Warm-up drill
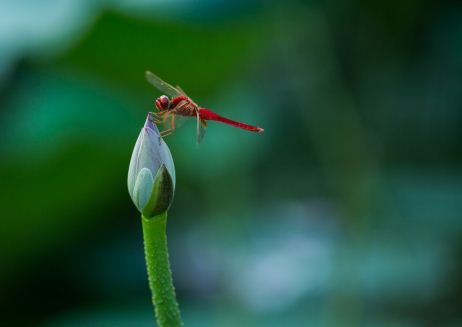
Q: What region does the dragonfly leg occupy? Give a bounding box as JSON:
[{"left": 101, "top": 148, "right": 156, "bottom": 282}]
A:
[
  {"left": 152, "top": 111, "right": 171, "bottom": 124},
  {"left": 160, "top": 128, "right": 174, "bottom": 137},
  {"left": 151, "top": 112, "right": 162, "bottom": 122}
]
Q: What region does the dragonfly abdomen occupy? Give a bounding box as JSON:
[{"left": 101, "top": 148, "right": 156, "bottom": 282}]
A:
[{"left": 199, "top": 108, "right": 264, "bottom": 133}]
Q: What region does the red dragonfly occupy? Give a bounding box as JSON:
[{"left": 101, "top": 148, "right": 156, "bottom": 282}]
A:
[{"left": 145, "top": 71, "right": 264, "bottom": 143}]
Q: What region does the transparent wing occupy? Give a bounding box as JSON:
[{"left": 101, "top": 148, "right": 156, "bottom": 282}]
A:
[
  {"left": 176, "top": 85, "right": 189, "bottom": 97},
  {"left": 196, "top": 111, "right": 207, "bottom": 144},
  {"left": 156, "top": 111, "right": 204, "bottom": 142},
  {"left": 155, "top": 112, "right": 188, "bottom": 130},
  {"left": 145, "top": 71, "right": 183, "bottom": 97},
  {"left": 169, "top": 113, "right": 193, "bottom": 130}
]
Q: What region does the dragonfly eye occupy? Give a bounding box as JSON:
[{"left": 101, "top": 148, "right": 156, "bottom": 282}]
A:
[{"left": 155, "top": 95, "right": 170, "bottom": 111}]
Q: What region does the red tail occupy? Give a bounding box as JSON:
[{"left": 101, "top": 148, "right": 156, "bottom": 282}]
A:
[{"left": 198, "top": 108, "right": 264, "bottom": 133}]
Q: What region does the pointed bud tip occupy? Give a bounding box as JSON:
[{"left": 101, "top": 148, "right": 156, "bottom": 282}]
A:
[{"left": 144, "top": 112, "right": 156, "bottom": 129}]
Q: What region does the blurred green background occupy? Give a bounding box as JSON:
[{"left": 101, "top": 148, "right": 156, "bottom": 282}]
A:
[{"left": 1, "top": 0, "right": 462, "bottom": 326}]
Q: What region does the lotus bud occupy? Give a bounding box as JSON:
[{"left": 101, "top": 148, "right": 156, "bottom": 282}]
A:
[{"left": 128, "top": 112, "right": 175, "bottom": 218}]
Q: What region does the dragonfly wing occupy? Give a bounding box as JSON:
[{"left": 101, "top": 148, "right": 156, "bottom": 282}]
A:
[
  {"left": 196, "top": 111, "right": 207, "bottom": 144},
  {"left": 176, "top": 85, "right": 189, "bottom": 97},
  {"left": 145, "top": 71, "right": 182, "bottom": 97},
  {"left": 155, "top": 111, "right": 187, "bottom": 130},
  {"left": 170, "top": 113, "right": 192, "bottom": 130}
]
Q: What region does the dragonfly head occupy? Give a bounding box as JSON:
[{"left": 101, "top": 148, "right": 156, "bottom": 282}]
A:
[{"left": 155, "top": 95, "right": 170, "bottom": 111}]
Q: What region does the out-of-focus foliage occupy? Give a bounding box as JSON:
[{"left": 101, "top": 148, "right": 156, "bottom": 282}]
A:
[{"left": 1, "top": 0, "right": 462, "bottom": 326}]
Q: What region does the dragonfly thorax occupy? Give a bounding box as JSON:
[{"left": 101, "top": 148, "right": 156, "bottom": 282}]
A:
[
  {"left": 171, "top": 95, "right": 198, "bottom": 117},
  {"left": 155, "top": 94, "right": 197, "bottom": 117}
]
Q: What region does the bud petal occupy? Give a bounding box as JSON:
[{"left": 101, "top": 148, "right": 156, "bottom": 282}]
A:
[
  {"left": 141, "top": 164, "right": 174, "bottom": 217},
  {"left": 128, "top": 113, "right": 175, "bottom": 218}
]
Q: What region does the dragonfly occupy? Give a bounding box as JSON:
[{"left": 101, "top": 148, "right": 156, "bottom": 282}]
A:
[{"left": 145, "top": 71, "right": 264, "bottom": 144}]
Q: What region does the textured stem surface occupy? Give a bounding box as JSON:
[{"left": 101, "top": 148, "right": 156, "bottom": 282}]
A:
[{"left": 142, "top": 212, "right": 183, "bottom": 327}]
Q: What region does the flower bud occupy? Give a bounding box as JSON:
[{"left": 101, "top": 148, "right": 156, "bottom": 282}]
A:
[{"left": 128, "top": 112, "right": 176, "bottom": 218}]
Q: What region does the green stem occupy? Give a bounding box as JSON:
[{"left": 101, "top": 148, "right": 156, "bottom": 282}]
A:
[{"left": 142, "top": 212, "right": 183, "bottom": 327}]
